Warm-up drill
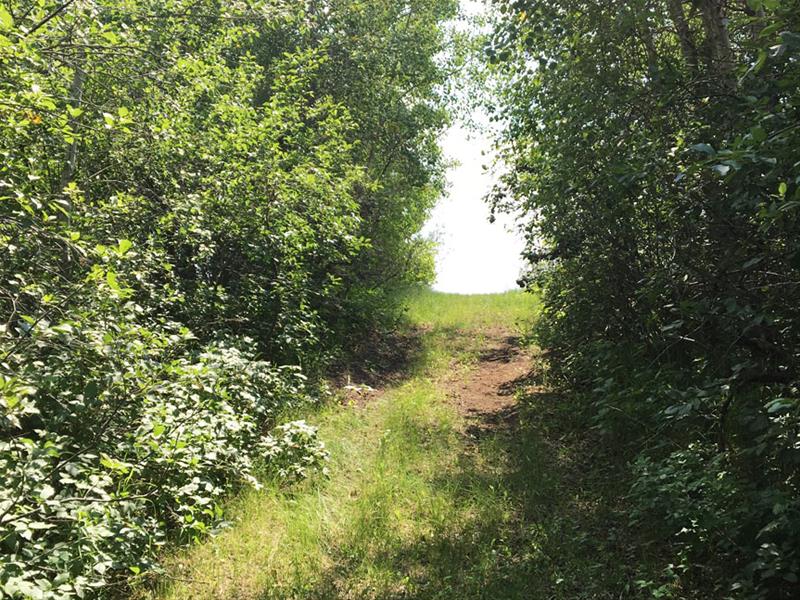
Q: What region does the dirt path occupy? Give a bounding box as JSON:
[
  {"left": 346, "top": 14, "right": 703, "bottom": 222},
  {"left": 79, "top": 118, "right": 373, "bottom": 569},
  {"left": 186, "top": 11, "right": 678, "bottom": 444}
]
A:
[
  {"left": 150, "top": 295, "right": 651, "bottom": 600},
  {"left": 156, "top": 323, "right": 610, "bottom": 600},
  {"left": 446, "top": 330, "right": 532, "bottom": 438}
]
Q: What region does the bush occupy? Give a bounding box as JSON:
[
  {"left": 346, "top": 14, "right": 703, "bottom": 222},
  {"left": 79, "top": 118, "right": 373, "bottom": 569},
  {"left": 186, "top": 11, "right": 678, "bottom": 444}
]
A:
[
  {"left": 1, "top": 319, "right": 327, "bottom": 599},
  {"left": 0, "top": 0, "right": 455, "bottom": 597},
  {"left": 486, "top": 0, "right": 800, "bottom": 596}
]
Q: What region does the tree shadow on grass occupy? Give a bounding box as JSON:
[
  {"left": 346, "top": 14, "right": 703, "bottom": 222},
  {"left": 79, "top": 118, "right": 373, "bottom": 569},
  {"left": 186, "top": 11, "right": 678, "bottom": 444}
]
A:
[
  {"left": 331, "top": 326, "right": 428, "bottom": 389},
  {"left": 287, "top": 387, "right": 659, "bottom": 600}
]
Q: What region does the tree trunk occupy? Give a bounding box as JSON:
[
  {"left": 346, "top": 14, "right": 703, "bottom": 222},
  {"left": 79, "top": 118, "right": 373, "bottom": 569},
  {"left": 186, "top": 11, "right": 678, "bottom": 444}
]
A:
[
  {"left": 698, "top": 0, "right": 735, "bottom": 88},
  {"left": 665, "top": 0, "right": 699, "bottom": 74}
]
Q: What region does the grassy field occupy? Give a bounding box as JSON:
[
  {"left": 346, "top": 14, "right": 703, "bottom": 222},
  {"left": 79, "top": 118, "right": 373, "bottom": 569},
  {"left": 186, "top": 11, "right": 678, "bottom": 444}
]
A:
[
  {"left": 403, "top": 288, "right": 539, "bottom": 331},
  {"left": 138, "top": 289, "right": 650, "bottom": 600}
]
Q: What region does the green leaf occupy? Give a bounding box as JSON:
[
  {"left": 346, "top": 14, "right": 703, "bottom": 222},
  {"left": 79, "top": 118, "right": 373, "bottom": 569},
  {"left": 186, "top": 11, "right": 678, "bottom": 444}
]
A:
[
  {"left": 766, "top": 398, "right": 794, "bottom": 414},
  {"left": 100, "top": 453, "right": 131, "bottom": 473},
  {"left": 754, "top": 49, "right": 768, "bottom": 74},
  {"left": 778, "top": 182, "right": 787, "bottom": 197},
  {"left": 101, "top": 30, "right": 119, "bottom": 44},
  {"left": 84, "top": 381, "right": 99, "bottom": 400},
  {"left": 0, "top": 5, "right": 13, "bottom": 29},
  {"left": 690, "top": 143, "right": 715, "bottom": 156},
  {"left": 742, "top": 256, "right": 763, "bottom": 269},
  {"left": 661, "top": 320, "right": 684, "bottom": 332},
  {"left": 51, "top": 322, "right": 74, "bottom": 334},
  {"left": 781, "top": 31, "right": 800, "bottom": 49},
  {"left": 118, "top": 239, "right": 132, "bottom": 255},
  {"left": 759, "top": 21, "right": 783, "bottom": 39},
  {"left": 750, "top": 126, "right": 767, "bottom": 143},
  {"left": 106, "top": 271, "right": 120, "bottom": 291},
  {"left": 712, "top": 164, "right": 730, "bottom": 177}
]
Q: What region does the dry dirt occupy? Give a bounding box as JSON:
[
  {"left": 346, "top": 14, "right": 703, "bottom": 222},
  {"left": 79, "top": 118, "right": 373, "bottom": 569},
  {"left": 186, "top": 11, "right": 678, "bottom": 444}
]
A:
[
  {"left": 445, "top": 330, "right": 532, "bottom": 438},
  {"left": 338, "top": 328, "right": 533, "bottom": 432}
]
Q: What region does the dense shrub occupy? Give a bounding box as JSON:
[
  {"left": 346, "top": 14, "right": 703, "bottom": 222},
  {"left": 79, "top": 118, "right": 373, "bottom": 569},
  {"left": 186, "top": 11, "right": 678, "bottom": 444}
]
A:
[
  {"left": 486, "top": 0, "right": 800, "bottom": 596},
  {"left": 0, "top": 0, "right": 455, "bottom": 597},
  {"left": 1, "top": 331, "right": 327, "bottom": 599}
]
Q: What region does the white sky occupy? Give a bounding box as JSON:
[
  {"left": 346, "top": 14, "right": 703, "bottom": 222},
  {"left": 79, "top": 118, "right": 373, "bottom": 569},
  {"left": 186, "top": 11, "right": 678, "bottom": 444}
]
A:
[
  {"left": 421, "top": 1, "right": 525, "bottom": 295},
  {"left": 422, "top": 126, "right": 525, "bottom": 294}
]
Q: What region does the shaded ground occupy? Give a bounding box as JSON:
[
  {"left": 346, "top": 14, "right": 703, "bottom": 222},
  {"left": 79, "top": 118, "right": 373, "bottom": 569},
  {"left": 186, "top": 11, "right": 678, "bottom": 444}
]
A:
[
  {"left": 325, "top": 330, "right": 659, "bottom": 599},
  {"left": 334, "top": 327, "right": 428, "bottom": 389}
]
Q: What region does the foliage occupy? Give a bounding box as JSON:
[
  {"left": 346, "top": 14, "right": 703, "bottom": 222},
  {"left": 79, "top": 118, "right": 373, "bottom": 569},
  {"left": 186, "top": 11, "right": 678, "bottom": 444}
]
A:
[
  {"left": 486, "top": 0, "right": 800, "bottom": 596},
  {"left": 150, "top": 291, "right": 675, "bottom": 600},
  {"left": 0, "top": 0, "right": 455, "bottom": 597},
  {"left": 1, "top": 337, "right": 326, "bottom": 599}
]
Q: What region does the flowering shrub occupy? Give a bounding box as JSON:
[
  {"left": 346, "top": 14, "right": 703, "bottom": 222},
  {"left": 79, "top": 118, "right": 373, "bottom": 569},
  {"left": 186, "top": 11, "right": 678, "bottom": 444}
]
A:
[
  {"left": 0, "top": 328, "right": 327, "bottom": 600},
  {"left": 263, "top": 421, "right": 330, "bottom": 481}
]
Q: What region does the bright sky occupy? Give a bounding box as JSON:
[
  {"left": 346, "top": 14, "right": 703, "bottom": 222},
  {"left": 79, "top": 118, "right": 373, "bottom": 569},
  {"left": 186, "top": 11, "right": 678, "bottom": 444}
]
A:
[
  {"left": 421, "top": 1, "right": 526, "bottom": 295},
  {"left": 422, "top": 126, "right": 525, "bottom": 294}
]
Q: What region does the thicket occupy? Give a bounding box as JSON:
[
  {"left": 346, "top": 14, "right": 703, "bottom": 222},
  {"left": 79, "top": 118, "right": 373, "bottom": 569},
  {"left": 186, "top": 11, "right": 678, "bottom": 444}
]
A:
[
  {"left": 487, "top": 0, "right": 800, "bottom": 597},
  {"left": 0, "top": 0, "right": 456, "bottom": 597}
]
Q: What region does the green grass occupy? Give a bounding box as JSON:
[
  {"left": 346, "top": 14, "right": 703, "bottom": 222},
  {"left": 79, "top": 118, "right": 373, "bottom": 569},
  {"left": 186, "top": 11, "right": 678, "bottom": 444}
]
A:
[
  {"left": 138, "top": 289, "right": 653, "bottom": 600},
  {"left": 146, "top": 376, "right": 463, "bottom": 599},
  {"left": 403, "top": 288, "right": 539, "bottom": 332}
]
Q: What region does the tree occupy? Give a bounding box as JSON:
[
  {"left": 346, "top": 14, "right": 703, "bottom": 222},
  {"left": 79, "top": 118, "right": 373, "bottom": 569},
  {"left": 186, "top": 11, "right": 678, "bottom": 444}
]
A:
[
  {"left": 0, "top": 1, "right": 456, "bottom": 596},
  {"left": 486, "top": 0, "right": 800, "bottom": 595}
]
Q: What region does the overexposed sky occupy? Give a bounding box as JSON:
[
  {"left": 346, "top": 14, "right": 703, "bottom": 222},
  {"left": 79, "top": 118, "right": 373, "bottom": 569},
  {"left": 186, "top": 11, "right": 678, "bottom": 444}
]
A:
[
  {"left": 421, "top": 0, "right": 525, "bottom": 295},
  {"left": 422, "top": 125, "right": 525, "bottom": 294}
]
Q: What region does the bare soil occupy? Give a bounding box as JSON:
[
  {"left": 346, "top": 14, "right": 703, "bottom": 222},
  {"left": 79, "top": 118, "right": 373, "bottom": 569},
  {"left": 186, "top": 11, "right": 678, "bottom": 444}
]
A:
[
  {"left": 445, "top": 330, "right": 533, "bottom": 438},
  {"left": 337, "top": 327, "right": 534, "bottom": 427}
]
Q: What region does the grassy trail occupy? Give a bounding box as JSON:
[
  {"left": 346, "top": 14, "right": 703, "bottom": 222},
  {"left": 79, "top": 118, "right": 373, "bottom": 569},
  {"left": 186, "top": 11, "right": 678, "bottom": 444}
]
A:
[{"left": 143, "top": 291, "right": 639, "bottom": 599}]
